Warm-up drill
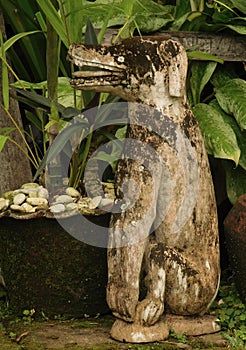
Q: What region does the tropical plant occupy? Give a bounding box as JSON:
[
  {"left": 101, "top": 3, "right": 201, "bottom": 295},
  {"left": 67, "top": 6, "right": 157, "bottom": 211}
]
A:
[
  {"left": 189, "top": 61, "right": 246, "bottom": 205},
  {"left": 0, "top": 0, "right": 245, "bottom": 200}
]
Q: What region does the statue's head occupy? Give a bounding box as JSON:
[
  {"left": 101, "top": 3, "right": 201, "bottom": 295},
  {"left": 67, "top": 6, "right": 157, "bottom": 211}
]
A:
[{"left": 68, "top": 36, "right": 187, "bottom": 104}]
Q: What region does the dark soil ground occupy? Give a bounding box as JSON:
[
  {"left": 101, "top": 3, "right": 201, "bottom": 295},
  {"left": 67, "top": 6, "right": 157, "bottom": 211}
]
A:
[{"left": 0, "top": 314, "right": 234, "bottom": 350}]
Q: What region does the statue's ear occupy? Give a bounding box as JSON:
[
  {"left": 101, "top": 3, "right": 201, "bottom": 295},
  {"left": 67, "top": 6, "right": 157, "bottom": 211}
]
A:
[{"left": 161, "top": 40, "right": 188, "bottom": 98}]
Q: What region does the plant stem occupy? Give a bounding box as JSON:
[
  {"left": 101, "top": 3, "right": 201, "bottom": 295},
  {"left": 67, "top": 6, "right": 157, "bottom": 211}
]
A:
[
  {"left": 1, "top": 104, "right": 39, "bottom": 168},
  {"left": 7, "top": 138, "right": 38, "bottom": 169}
]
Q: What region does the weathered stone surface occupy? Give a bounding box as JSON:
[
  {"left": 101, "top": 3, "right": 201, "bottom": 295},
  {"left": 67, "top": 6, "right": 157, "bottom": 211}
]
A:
[
  {"left": 110, "top": 314, "right": 220, "bottom": 343},
  {"left": 110, "top": 319, "right": 169, "bottom": 343},
  {"left": 164, "top": 314, "right": 220, "bottom": 336}
]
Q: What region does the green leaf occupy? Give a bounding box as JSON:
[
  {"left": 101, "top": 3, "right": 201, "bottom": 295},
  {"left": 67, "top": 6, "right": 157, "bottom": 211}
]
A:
[
  {"left": 12, "top": 88, "right": 65, "bottom": 114},
  {"left": 230, "top": 0, "right": 246, "bottom": 14},
  {"left": 11, "top": 80, "right": 47, "bottom": 90},
  {"left": 190, "top": 61, "right": 217, "bottom": 105},
  {"left": 135, "top": 14, "right": 172, "bottom": 33},
  {"left": 226, "top": 24, "right": 246, "bottom": 34},
  {"left": 170, "top": 0, "right": 191, "bottom": 30},
  {"left": 192, "top": 103, "right": 240, "bottom": 165},
  {"left": 34, "top": 117, "right": 89, "bottom": 180},
  {"left": 0, "top": 32, "right": 9, "bottom": 110},
  {"left": 84, "top": 18, "right": 98, "bottom": 45},
  {"left": 210, "top": 66, "right": 237, "bottom": 88},
  {"left": 0, "top": 135, "right": 9, "bottom": 152},
  {"left": 1, "top": 30, "right": 40, "bottom": 52},
  {"left": 36, "top": 0, "right": 68, "bottom": 47},
  {"left": 224, "top": 161, "right": 246, "bottom": 205},
  {"left": 0, "top": 127, "right": 16, "bottom": 135},
  {"left": 121, "top": 0, "right": 134, "bottom": 17},
  {"left": 187, "top": 51, "right": 224, "bottom": 64},
  {"left": 210, "top": 100, "right": 246, "bottom": 171},
  {"left": 215, "top": 79, "right": 246, "bottom": 130}
]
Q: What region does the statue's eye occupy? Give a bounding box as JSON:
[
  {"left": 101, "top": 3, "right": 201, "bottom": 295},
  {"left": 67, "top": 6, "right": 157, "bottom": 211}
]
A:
[{"left": 117, "top": 56, "right": 125, "bottom": 63}]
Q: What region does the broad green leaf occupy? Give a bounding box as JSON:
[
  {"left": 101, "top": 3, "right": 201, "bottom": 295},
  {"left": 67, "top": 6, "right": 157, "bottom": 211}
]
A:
[
  {"left": 224, "top": 162, "right": 246, "bottom": 205},
  {"left": 190, "top": 61, "right": 217, "bottom": 105},
  {"left": 226, "top": 24, "right": 246, "bottom": 34},
  {"left": 187, "top": 51, "right": 224, "bottom": 64},
  {"left": 210, "top": 66, "right": 237, "bottom": 88},
  {"left": 210, "top": 100, "right": 246, "bottom": 170},
  {"left": 192, "top": 103, "right": 240, "bottom": 165},
  {"left": 230, "top": 0, "right": 246, "bottom": 14},
  {"left": 121, "top": 0, "right": 134, "bottom": 16},
  {"left": 169, "top": 0, "right": 191, "bottom": 30},
  {"left": 135, "top": 15, "right": 172, "bottom": 33},
  {"left": 0, "top": 135, "right": 9, "bottom": 152},
  {"left": 215, "top": 79, "right": 246, "bottom": 130}
]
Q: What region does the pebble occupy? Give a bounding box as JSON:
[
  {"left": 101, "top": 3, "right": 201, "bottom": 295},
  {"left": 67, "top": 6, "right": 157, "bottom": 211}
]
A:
[
  {"left": 50, "top": 203, "right": 66, "bottom": 213},
  {"left": 0, "top": 198, "right": 9, "bottom": 211},
  {"left": 21, "top": 182, "right": 40, "bottom": 189},
  {"left": 0, "top": 183, "right": 115, "bottom": 215},
  {"left": 38, "top": 187, "right": 49, "bottom": 199},
  {"left": 66, "top": 187, "right": 80, "bottom": 198},
  {"left": 13, "top": 193, "right": 26, "bottom": 205},
  {"left": 27, "top": 190, "right": 39, "bottom": 198},
  {"left": 66, "top": 202, "right": 78, "bottom": 211},
  {"left": 55, "top": 195, "right": 74, "bottom": 204},
  {"left": 99, "top": 198, "right": 114, "bottom": 209},
  {"left": 26, "top": 197, "right": 48, "bottom": 206},
  {"left": 10, "top": 204, "right": 26, "bottom": 213},
  {"left": 21, "top": 203, "right": 36, "bottom": 213},
  {"left": 89, "top": 196, "right": 102, "bottom": 209}
]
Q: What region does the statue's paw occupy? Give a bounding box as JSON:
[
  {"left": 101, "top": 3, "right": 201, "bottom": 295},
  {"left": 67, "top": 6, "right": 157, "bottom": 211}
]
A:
[
  {"left": 135, "top": 297, "right": 164, "bottom": 326},
  {"left": 107, "top": 286, "right": 138, "bottom": 322}
]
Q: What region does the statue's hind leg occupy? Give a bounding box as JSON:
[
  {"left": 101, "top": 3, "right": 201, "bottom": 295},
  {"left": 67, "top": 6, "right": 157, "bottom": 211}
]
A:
[
  {"left": 110, "top": 239, "right": 220, "bottom": 343},
  {"left": 141, "top": 240, "right": 220, "bottom": 319}
]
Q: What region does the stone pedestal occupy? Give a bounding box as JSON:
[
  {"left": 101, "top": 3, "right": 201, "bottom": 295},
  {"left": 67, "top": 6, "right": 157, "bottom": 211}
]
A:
[{"left": 110, "top": 315, "right": 221, "bottom": 343}]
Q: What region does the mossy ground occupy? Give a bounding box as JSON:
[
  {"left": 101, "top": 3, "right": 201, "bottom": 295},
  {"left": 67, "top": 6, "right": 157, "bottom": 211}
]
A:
[{"left": 0, "top": 312, "right": 233, "bottom": 350}]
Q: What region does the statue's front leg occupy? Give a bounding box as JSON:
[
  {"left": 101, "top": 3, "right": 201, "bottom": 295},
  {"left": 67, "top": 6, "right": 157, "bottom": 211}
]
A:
[
  {"left": 107, "top": 240, "right": 147, "bottom": 322},
  {"left": 135, "top": 237, "right": 165, "bottom": 326},
  {"left": 107, "top": 154, "right": 162, "bottom": 322}
]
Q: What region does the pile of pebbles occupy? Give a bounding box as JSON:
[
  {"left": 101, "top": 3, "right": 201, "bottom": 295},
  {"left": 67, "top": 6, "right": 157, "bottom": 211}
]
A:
[{"left": 0, "top": 182, "right": 115, "bottom": 216}]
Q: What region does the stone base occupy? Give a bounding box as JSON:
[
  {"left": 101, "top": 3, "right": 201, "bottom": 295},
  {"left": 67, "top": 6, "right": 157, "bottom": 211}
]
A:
[
  {"left": 110, "top": 314, "right": 220, "bottom": 343},
  {"left": 164, "top": 314, "right": 221, "bottom": 336},
  {"left": 110, "top": 319, "right": 169, "bottom": 343}
]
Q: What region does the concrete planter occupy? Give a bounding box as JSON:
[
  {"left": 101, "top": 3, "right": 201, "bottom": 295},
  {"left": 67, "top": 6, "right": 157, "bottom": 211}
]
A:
[
  {"left": 0, "top": 213, "right": 110, "bottom": 318},
  {"left": 224, "top": 194, "right": 246, "bottom": 303}
]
